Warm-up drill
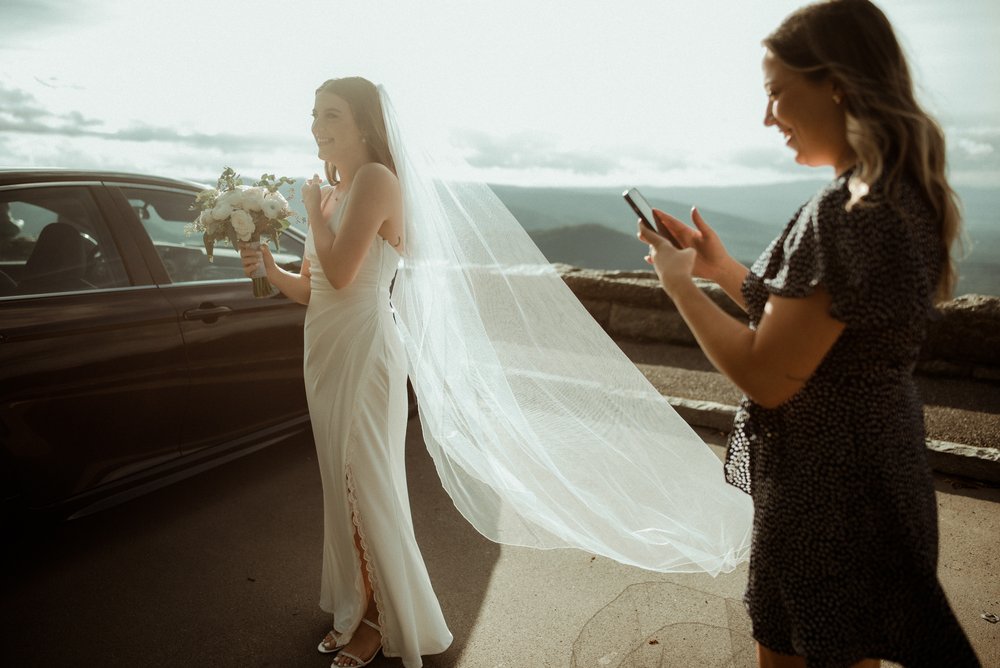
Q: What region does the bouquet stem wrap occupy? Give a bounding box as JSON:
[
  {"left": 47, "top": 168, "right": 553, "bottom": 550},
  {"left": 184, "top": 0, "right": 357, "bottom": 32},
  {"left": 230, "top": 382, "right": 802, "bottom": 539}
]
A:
[{"left": 240, "top": 240, "right": 273, "bottom": 298}]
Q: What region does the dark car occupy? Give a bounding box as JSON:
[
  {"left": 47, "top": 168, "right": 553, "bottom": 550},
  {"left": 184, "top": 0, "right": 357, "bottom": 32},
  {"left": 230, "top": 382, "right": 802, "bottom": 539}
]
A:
[{"left": 0, "top": 169, "right": 310, "bottom": 522}]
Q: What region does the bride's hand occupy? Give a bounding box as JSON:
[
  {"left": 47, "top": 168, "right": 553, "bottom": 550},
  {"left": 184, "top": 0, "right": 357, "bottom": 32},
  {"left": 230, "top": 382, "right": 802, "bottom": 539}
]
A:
[
  {"left": 240, "top": 243, "right": 275, "bottom": 278},
  {"left": 302, "top": 173, "right": 324, "bottom": 224}
]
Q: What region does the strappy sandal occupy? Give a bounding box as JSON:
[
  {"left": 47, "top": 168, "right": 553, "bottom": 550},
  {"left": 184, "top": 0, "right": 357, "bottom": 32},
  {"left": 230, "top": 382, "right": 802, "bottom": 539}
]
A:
[
  {"left": 331, "top": 618, "right": 382, "bottom": 667},
  {"left": 317, "top": 629, "right": 345, "bottom": 654}
]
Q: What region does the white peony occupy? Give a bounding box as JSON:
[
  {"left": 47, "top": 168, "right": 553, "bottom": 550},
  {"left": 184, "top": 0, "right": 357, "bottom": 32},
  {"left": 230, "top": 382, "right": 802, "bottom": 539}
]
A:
[
  {"left": 230, "top": 209, "right": 255, "bottom": 241},
  {"left": 261, "top": 192, "right": 289, "bottom": 219},
  {"left": 243, "top": 187, "right": 266, "bottom": 212},
  {"left": 211, "top": 201, "right": 233, "bottom": 221},
  {"left": 217, "top": 187, "right": 246, "bottom": 209}
]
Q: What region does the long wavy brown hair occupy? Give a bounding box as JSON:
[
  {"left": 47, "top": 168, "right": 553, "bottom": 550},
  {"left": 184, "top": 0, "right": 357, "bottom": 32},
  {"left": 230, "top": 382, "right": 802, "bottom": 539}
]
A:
[
  {"left": 764, "top": 0, "right": 961, "bottom": 301},
  {"left": 315, "top": 77, "right": 396, "bottom": 185}
]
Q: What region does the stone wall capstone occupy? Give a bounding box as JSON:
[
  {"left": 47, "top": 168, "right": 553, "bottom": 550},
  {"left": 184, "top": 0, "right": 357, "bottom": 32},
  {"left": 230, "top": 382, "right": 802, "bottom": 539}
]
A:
[{"left": 556, "top": 264, "right": 1000, "bottom": 381}]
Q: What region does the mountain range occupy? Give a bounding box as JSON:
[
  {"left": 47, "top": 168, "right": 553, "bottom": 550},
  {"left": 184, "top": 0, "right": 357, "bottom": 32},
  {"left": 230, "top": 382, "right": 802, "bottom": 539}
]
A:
[{"left": 490, "top": 182, "right": 999, "bottom": 297}]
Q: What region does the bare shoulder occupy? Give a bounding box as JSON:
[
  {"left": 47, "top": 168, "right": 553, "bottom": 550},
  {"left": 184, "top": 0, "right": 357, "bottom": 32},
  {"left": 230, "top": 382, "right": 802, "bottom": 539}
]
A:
[{"left": 354, "top": 162, "right": 399, "bottom": 192}]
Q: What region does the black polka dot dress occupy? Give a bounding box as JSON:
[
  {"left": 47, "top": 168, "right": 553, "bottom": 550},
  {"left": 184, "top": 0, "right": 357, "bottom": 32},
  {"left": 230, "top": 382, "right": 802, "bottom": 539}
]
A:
[{"left": 725, "top": 172, "right": 980, "bottom": 667}]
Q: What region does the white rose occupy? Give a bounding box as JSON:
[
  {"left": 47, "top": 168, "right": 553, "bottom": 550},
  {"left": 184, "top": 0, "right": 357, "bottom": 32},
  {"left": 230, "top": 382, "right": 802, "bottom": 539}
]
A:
[
  {"left": 218, "top": 187, "right": 246, "bottom": 209},
  {"left": 198, "top": 209, "right": 215, "bottom": 228},
  {"left": 230, "top": 209, "right": 255, "bottom": 241},
  {"left": 211, "top": 201, "right": 233, "bottom": 221},
  {"left": 261, "top": 192, "right": 288, "bottom": 219},
  {"left": 243, "top": 187, "right": 265, "bottom": 212}
]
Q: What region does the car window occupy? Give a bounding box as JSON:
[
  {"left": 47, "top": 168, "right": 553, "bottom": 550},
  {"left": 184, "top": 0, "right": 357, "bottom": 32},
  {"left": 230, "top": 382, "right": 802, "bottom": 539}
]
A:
[
  {"left": 121, "top": 187, "right": 303, "bottom": 284},
  {"left": 0, "top": 186, "right": 129, "bottom": 297}
]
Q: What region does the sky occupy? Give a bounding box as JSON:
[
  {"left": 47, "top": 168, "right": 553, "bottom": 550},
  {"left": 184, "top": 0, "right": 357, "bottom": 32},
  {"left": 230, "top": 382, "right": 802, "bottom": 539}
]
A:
[{"left": 1, "top": 0, "right": 998, "bottom": 188}]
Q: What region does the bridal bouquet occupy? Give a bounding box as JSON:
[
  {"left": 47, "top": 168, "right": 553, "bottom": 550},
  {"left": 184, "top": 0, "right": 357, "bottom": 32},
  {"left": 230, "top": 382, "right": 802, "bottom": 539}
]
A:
[{"left": 189, "top": 167, "right": 296, "bottom": 297}]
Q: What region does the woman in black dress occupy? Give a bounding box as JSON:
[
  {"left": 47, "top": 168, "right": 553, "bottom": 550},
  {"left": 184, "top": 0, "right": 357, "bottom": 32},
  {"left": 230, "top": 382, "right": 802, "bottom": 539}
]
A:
[{"left": 638, "top": 1, "right": 980, "bottom": 666}]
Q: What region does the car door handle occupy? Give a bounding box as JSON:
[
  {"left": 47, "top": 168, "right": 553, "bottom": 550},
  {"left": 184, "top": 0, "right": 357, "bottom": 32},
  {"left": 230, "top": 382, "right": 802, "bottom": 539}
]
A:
[{"left": 183, "top": 304, "right": 234, "bottom": 322}]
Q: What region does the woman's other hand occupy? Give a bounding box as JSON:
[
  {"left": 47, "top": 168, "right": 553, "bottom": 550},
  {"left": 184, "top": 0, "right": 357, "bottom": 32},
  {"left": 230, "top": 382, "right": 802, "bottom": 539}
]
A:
[
  {"left": 240, "top": 243, "right": 275, "bottom": 278},
  {"left": 650, "top": 207, "right": 731, "bottom": 283},
  {"left": 302, "top": 173, "right": 324, "bottom": 224}
]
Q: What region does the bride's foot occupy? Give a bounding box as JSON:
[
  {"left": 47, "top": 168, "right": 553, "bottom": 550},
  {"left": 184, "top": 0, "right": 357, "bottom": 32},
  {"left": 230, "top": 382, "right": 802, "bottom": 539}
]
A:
[
  {"left": 317, "top": 629, "right": 344, "bottom": 654},
  {"left": 332, "top": 618, "right": 382, "bottom": 667}
]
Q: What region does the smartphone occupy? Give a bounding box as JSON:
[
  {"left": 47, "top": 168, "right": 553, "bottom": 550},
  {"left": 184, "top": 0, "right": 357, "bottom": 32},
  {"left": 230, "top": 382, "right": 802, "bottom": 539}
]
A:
[{"left": 623, "top": 187, "right": 681, "bottom": 248}]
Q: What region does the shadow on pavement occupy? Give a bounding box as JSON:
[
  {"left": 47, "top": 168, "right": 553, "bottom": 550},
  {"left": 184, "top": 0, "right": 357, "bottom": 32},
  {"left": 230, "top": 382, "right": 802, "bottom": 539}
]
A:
[{"left": 0, "top": 417, "right": 499, "bottom": 668}]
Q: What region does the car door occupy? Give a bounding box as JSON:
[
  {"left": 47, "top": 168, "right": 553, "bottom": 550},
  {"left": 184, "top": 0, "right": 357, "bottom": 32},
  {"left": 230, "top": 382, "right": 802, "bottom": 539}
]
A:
[
  {"left": 110, "top": 183, "right": 308, "bottom": 455},
  {"left": 0, "top": 181, "right": 188, "bottom": 512}
]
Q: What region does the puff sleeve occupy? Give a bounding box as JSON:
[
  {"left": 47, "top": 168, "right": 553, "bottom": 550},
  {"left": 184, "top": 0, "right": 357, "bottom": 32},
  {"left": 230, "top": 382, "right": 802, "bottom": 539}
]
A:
[{"left": 759, "top": 179, "right": 938, "bottom": 328}]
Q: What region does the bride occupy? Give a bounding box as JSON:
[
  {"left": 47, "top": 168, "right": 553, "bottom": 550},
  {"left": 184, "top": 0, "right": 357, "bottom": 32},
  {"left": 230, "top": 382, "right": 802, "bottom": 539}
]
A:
[
  {"left": 244, "top": 76, "right": 753, "bottom": 668},
  {"left": 243, "top": 77, "right": 450, "bottom": 667}
]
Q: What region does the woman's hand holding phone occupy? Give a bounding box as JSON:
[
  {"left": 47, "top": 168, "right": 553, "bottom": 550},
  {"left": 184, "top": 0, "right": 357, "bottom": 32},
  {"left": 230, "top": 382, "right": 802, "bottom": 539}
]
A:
[
  {"left": 638, "top": 217, "right": 697, "bottom": 295},
  {"left": 623, "top": 187, "right": 682, "bottom": 248},
  {"left": 624, "top": 187, "right": 735, "bottom": 293},
  {"left": 650, "top": 207, "right": 732, "bottom": 284}
]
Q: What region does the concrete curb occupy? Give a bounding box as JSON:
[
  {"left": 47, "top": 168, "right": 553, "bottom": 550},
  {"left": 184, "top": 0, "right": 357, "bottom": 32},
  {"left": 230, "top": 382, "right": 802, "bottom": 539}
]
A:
[
  {"left": 664, "top": 395, "right": 1000, "bottom": 485},
  {"left": 665, "top": 396, "right": 739, "bottom": 433},
  {"left": 925, "top": 439, "right": 1000, "bottom": 485}
]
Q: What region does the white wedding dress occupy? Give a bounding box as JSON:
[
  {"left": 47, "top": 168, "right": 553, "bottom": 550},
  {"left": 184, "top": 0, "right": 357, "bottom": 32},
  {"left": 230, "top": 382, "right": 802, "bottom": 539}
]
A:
[{"left": 304, "top": 187, "right": 452, "bottom": 668}]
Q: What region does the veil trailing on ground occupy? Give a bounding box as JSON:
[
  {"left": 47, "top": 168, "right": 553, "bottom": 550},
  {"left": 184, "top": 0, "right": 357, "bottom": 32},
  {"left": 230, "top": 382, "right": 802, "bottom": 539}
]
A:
[{"left": 380, "top": 85, "right": 752, "bottom": 575}]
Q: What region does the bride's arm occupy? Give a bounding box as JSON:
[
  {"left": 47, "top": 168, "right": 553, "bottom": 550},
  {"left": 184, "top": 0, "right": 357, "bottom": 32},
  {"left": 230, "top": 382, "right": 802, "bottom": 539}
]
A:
[
  {"left": 310, "top": 163, "right": 400, "bottom": 290},
  {"left": 241, "top": 247, "right": 312, "bottom": 305}
]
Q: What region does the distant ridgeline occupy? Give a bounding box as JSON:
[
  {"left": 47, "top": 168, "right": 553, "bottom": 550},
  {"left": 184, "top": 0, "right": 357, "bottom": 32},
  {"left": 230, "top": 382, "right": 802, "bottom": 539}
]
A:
[{"left": 492, "top": 182, "right": 1000, "bottom": 298}]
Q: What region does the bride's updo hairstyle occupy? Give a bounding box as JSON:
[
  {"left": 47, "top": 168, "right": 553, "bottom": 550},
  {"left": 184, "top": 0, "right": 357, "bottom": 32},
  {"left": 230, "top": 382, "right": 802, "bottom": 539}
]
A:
[
  {"left": 316, "top": 76, "right": 396, "bottom": 185},
  {"left": 763, "top": 0, "right": 961, "bottom": 301}
]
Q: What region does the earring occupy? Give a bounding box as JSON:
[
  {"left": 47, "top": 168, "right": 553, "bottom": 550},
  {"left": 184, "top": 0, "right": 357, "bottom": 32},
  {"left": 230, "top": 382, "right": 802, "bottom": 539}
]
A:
[
  {"left": 833, "top": 93, "right": 842, "bottom": 104},
  {"left": 362, "top": 136, "right": 367, "bottom": 144}
]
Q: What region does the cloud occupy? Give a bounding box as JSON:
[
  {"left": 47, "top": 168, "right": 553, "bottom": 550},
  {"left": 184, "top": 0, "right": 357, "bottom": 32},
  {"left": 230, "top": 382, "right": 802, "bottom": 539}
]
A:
[
  {"left": 953, "top": 134, "right": 997, "bottom": 160},
  {"left": 0, "top": 84, "right": 49, "bottom": 122},
  {"left": 450, "top": 128, "right": 707, "bottom": 177},
  {"left": 448, "top": 122, "right": 1000, "bottom": 188},
  {"left": 452, "top": 129, "right": 615, "bottom": 175},
  {"left": 726, "top": 126, "right": 1000, "bottom": 183},
  {"left": 946, "top": 126, "right": 1000, "bottom": 179},
  {"left": 0, "top": 85, "right": 37, "bottom": 107},
  {"left": 0, "top": 81, "right": 295, "bottom": 155},
  {"left": 0, "top": 80, "right": 316, "bottom": 181},
  {"left": 0, "top": 0, "right": 93, "bottom": 41},
  {"left": 946, "top": 128, "right": 1000, "bottom": 187},
  {"left": 33, "top": 76, "right": 85, "bottom": 91},
  {"left": 0, "top": 129, "right": 317, "bottom": 185},
  {"left": 728, "top": 145, "right": 788, "bottom": 169},
  {"left": 957, "top": 139, "right": 994, "bottom": 157}
]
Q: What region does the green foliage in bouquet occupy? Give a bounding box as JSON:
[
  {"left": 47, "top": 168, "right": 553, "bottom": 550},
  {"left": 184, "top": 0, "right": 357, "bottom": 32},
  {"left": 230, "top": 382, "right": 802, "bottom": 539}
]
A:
[{"left": 188, "top": 166, "right": 297, "bottom": 262}]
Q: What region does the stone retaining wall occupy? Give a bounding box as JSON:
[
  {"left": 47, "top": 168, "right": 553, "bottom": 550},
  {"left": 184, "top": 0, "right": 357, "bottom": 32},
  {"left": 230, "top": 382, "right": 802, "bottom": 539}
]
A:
[{"left": 557, "top": 264, "right": 1000, "bottom": 382}]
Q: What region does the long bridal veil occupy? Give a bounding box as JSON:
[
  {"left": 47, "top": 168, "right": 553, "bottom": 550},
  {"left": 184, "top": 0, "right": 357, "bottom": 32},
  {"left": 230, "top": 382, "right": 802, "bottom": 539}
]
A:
[{"left": 380, "top": 85, "right": 752, "bottom": 575}]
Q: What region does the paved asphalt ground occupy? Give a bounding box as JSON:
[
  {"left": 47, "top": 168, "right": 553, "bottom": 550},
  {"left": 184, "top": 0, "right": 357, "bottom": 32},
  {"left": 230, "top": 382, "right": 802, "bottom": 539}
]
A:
[{"left": 2, "top": 344, "right": 998, "bottom": 667}]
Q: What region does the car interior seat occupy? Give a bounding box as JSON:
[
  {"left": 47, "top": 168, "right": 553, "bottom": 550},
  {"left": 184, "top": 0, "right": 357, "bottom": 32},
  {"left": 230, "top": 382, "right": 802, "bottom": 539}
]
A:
[{"left": 17, "top": 222, "right": 94, "bottom": 294}]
